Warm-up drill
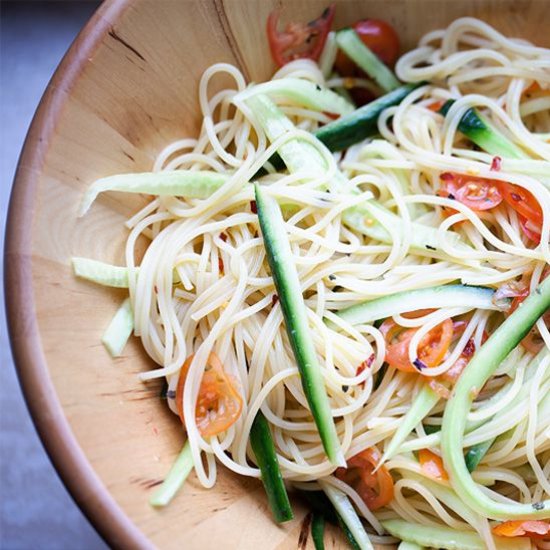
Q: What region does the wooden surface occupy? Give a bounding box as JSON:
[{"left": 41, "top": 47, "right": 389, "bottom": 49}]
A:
[{"left": 5, "top": 1, "right": 549, "bottom": 548}]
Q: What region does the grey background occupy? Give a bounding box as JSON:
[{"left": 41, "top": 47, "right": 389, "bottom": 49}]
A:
[{"left": 1, "top": 2, "right": 107, "bottom": 548}]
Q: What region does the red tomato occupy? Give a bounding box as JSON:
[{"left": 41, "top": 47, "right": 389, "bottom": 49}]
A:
[
  {"left": 419, "top": 449, "right": 448, "bottom": 480},
  {"left": 519, "top": 215, "right": 542, "bottom": 244},
  {"left": 353, "top": 19, "right": 400, "bottom": 66},
  {"left": 439, "top": 172, "right": 503, "bottom": 212},
  {"left": 335, "top": 446, "right": 394, "bottom": 510},
  {"left": 492, "top": 520, "right": 550, "bottom": 539},
  {"left": 333, "top": 19, "right": 399, "bottom": 106},
  {"left": 498, "top": 181, "right": 544, "bottom": 227},
  {"left": 176, "top": 353, "right": 243, "bottom": 438},
  {"left": 380, "top": 318, "right": 454, "bottom": 373},
  {"left": 267, "top": 4, "right": 335, "bottom": 67}
]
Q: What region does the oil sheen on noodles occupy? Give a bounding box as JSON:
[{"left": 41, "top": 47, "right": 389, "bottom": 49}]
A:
[{"left": 80, "top": 17, "right": 549, "bottom": 550}]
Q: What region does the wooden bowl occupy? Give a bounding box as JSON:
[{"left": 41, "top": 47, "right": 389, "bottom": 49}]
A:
[{"left": 6, "top": 1, "right": 549, "bottom": 548}]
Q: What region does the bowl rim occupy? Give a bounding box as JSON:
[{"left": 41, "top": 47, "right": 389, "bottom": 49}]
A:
[{"left": 4, "top": 1, "right": 152, "bottom": 547}]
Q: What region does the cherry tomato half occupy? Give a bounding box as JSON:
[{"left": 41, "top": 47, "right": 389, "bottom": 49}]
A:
[
  {"left": 267, "top": 4, "right": 335, "bottom": 67},
  {"left": 492, "top": 520, "right": 550, "bottom": 539},
  {"left": 498, "top": 181, "right": 543, "bottom": 227},
  {"left": 176, "top": 353, "right": 243, "bottom": 438},
  {"left": 439, "top": 172, "right": 503, "bottom": 212},
  {"left": 419, "top": 449, "right": 448, "bottom": 480},
  {"left": 335, "top": 446, "right": 394, "bottom": 510},
  {"left": 380, "top": 318, "right": 454, "bottom": 373}
]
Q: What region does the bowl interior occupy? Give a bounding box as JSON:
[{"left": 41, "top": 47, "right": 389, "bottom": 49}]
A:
[{"left": 7, "top": 1, "right": 550, "bottom": 548}]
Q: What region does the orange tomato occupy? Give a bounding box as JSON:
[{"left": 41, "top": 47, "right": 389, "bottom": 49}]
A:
[
  {"left": 335, "top": 446, "right": 394, "bottom": 510},
  {"left": 492, "top": 520, "right": 550, "bottom": 539},
  {"left": 380, "top": 318, "right": 454, "bottom": 373},
  {"left": 419, "top": 449, "right": 448, "bottom": 480},
  {"left": 176, "top": 353, "right": 243, "bottom": 438}
]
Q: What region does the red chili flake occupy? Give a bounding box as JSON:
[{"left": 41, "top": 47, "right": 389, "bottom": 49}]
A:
[
  {"left": 250, "top": 200, "right": 257, "bottom": 213},
  {"left": 219, "top": 232, "right": 228, "bottom": 242},
  {"left": 218, "top": 257, "right": 224, "bottom": 273},
  {"left": 154, "top": 285, "right": 158, "bottom": 294},
  {"left": 356, "top": 353, "right": 375, "bottom": 388},
  {"left": 271, "top": 294, "right": 279, "bottom": 307},
  {"left": 440, "top": 172, "right": 454, "bottom": 181},
  {"left": 462, "top": 338, "right": 476, "bottom": 357},
  {"left": 490, "top": 156, "right": 502, "bottom": 171},
  {"left": 322, "top": 111, "right": 340, "bottom": 120},
  {"left": 511, "top": 192, "right": 522, "bottom": 202}
]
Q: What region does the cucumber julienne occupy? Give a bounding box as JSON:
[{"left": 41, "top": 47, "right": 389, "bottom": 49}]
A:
[
  {"left": 336, "top": 284, "right": 504, "bottom": 325},
  {"left": 441, "top": 275, "right": 550, "bottom": 520},
  {"left": 249, "top": 411, "right": 293, "bottom": 523},
  {"left": 254, "top": 183, "right": 345, "bottom": 467},
  {"left": 335, "top": 28, "right": 401, "bottom": 93},
  {"left": 382, "top": 519, "right": 530, "bottom": 550}
]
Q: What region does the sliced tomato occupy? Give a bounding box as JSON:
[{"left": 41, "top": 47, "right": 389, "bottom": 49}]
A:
[
  {"left": 498, "top": 182, "right": 544, "bottom": 227},
  {"left": 267, "top": 4, "right": 335, "bottom": 67},
  {"left": 492, "top": 520, "right": 550, "bottom": 539},
  {"left": 427, "top": 99, "right": 446, "bottom": 112},
  {"left": 335, "top": 446, "right": 394, "bottom": 510},
  {"left": 439, "top": 172, "right": 503, "bottom": 212},
  {"left": 176, "top": 353, "right": 243, "bottom": 438},
  {"left": 519, "top": 215, "right": 542, "bottom": 244},
  {"left": 380, "top": 318, "right": 454, "bottom": 373},
  {"left": 419, "top": 449, "right": 448, "bottom": 480}
]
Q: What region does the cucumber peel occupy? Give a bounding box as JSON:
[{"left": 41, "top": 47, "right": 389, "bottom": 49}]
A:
[
  {"left": 441, "top": 276, "right": 550, "bottom": 520},
  {"left": 79, "top": 170, "right": 228, "bottom": 216},
  {"left": 235, "top": 78, "right": 354, "bottom": 116},
  {"left": 255, "top": 184, "right": 344, "bottom": 466},
  {"left": 439, "top": 101, "right": 528, "bottom": 160},
  {"left": 336, "top": 285, "right": 503, "bottom": 326},
  {"left": 250, "top": 411, "right": 293, "bottom": 523},
  {"left": 382, "top": 519, "right": 531, "bottom": 550}
]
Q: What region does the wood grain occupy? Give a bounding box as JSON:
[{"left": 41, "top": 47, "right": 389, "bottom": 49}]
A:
[{"left": 5, "top": 0, "right": 549, "bottom": 548}]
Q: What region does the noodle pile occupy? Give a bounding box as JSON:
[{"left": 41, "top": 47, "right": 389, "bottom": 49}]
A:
[{"left": 92, "top": 18, "right": 550, "bottom": 548}]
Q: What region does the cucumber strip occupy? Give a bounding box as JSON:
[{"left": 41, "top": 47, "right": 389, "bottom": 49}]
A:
[
  {"left": 235, "top": 78, "right": 354, "bottom": 116},
  {"left": 296, "top": 490, "right": 360, "bottom": 549},
  {"left": 312, "top": 513, "right": 326, "bottom": 550},
  {"left": 336, "top": 513, "right": 361, "bottom": 550},
  {"left": 320, "top": 482, "right": 374, "bottom": 550},
  {"left": 336, "top": 29, "right": 401, "bottom": 93},
  {"left": 441, "top": 276, "right": 550, "bottom": 520},
  {"left": 381, "top": 519, "right": 531, "bottom": 550},
  {"left": 250, "top": 411, "right": 294, "bottom": 523},
  {"left": 246, "top": 94, "right": 467, "bottom": 254},
  {"left": 255, "top": 184, "right": 344, "bottom": 466},
  {"left": 315, "top": 83, "right": 420, "bottom": 152},
  {"left": 336, "top": 285, "right": 503, "bottom": 326},
  {"left": 398, "top": 543, "right": 424, "bottom": 550},
  {"left": 379, "top": 384, "right": 440, "bottom": 465},
  {"left": 72, "top": 257, "right": 135, "bottom": 288},
  {"left": 464, "top": 438, "right": 495, "bottom": 472},
  {"left": 439, "top": 101, "right": 529, "bottom": 160},
  {"left": 149, "top": 440, "right": 194, "bottom": 507},
  {"left": 101, "top": 298, "right": 133, "bottom": 357},
  {"left": 79, "top": 170, "right": 228, "bottom": 216}
]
